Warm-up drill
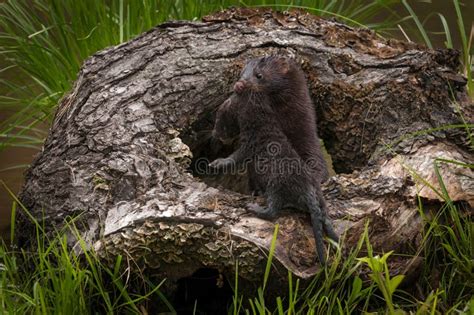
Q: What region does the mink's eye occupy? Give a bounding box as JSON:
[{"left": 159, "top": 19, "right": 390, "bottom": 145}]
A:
[{"left": 255, "top": 73, "right": 263, "bottom": 79}]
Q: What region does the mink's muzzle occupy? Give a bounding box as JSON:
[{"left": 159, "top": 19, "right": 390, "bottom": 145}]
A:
[{"left": 233, "top": 80, "right": 247, "bottom": 93}]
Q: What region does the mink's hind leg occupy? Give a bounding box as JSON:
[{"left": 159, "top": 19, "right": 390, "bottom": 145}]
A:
[
  {"left": 247, "top": 194, "right": 284, "bottom": 219},
  {"left": 247, "top": 203, "right": 277, "bottom": 219},
  {"left": 247, "top": 169, "right": 263, "bottom": 196}
]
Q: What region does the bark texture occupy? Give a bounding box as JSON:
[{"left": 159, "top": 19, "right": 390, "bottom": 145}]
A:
[{"left": 19, "top": 8, "right": 473, "bottom": 287}]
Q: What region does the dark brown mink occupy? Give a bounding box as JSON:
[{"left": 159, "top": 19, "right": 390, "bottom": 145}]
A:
[
  {"left": 212, "top": 56, "right": 329, "bottom": 193},
  {"left": 232, "top": 55, "right": 329, "bottom": 184},
  {"left": 209, "top": 69, "right": 338, "bottom": 264}
]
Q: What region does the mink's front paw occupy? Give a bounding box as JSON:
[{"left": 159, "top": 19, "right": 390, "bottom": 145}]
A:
[
  {"left": 208, "top": 158, "right": 224, "bottom": 169},
  {"left": 208, "top": 158, "right": 233, "bottom": 170}
]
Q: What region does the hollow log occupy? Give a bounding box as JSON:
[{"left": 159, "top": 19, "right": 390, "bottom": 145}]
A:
[{"left": 19, "top": 8, "right": 472, "bottom": 289}]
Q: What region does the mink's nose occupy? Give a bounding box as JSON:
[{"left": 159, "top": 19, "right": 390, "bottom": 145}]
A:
[{"left": 233, "top": 81, "right": 246, "bottom": 93}]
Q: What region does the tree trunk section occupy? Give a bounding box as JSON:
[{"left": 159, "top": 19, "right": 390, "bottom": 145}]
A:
[{"left": 19, "top": 8, "right": 473, "bottom": 290}]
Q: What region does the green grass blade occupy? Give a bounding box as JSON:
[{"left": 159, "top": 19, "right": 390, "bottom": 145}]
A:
[
  {"left": 402, "top": 0, "right": 432, "bottom": 48},
  {"left": 437, "top": 13, "right": 453, "bottom": 49},
  {"left": 262, "top": 223, "right": 279, "bottom": 292}
]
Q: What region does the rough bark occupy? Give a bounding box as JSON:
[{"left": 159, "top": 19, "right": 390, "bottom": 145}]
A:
[{"left": 19, "top": 8, "right": 472, "bottom": 289}]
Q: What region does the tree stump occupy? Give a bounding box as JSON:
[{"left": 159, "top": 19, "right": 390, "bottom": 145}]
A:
[{"left": 19, "top": 8, "right": 472, "bottom": 289}]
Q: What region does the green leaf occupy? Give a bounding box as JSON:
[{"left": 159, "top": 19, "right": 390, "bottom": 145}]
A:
[
  {"left": 388, "top": 275, "right": 405, "bottom": 295},
  {"left": 349, "top": 276, "right": 362, "bottom": 303},
  {"left": 379, "top": 251, "right": 394, "bottom": 265}
]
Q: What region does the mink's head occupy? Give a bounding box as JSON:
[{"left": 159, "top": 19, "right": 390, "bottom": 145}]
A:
[
  {"left": 212, "top": 97, "right": 239, "bottom": 145},
  {"left": 233, "top": 56, "right": 303, "bottom": 95}
]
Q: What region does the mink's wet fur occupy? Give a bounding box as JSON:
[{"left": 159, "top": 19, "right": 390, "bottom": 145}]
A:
[{"left": 210, "top": 57, "right": 338, "bottom": 264}]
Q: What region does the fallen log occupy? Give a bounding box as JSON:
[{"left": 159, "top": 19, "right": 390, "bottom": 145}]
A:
[{"left": 18, "top": 8, "right": 472, "bottom": 291}]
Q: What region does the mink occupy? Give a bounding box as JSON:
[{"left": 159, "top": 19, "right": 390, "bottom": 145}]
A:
[
  {"left": 212, "top": 56, "right": 329, "bottom": 195},
  {"left": 238, "top": 56, "right": 329, "bottom": 183},
  {"left": 209, "top": 57, "right": 338, "bottom": 264},
  {"left": 214, "top": 56, "right": 329, "bottom": 184}
]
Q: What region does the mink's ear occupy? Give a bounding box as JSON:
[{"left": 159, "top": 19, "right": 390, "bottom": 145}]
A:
[{"left": 275, "top": 57, "right": 290, "bottom": 75}]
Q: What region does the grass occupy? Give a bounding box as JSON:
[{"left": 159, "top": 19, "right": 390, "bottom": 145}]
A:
[
  {"left": 1, "top": 158, "right": 472, "bottom": 314},
  {"left": 0, "top": 235, "right": 171, "bottom": 314},
  {"left": 402, "top": 0, "right": 473, "bottom": 98},
  {"left": 0, "top": 184, "right": 174, "bottom": 314}
]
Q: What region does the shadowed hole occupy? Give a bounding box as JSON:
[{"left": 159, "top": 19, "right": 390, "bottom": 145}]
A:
[{"left": 173, "top": 268, "right": 233, "bottom": 314}]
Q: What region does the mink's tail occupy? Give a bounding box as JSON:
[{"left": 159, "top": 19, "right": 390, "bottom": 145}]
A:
[{"left": 309, "top": 203, "right": 326, "bottom": 265}]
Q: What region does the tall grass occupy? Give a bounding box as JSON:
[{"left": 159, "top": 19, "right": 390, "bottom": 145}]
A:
[
  {"left": 0, "top": 1, "right": 471, "bottom": 148},
  {"left": 0, "top": 191, "right": 173, "bottom": 314},
  {"left": 417, "top": 159, "right": 474, "bottom": 311},
  {"left": 402, "top": 0, "right": 474, "bottom": 98},
  {"left": 0, "top": 0, "right": 229, "bottom": 150},
  {"left": 0, "top": 235, "right": 170, "bottom": 314},
  {"left": 234, "top": 188, "right": 472, "bottom": 314}
]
